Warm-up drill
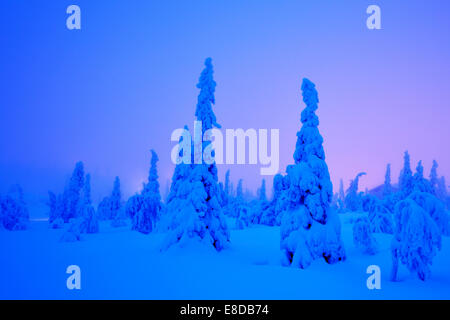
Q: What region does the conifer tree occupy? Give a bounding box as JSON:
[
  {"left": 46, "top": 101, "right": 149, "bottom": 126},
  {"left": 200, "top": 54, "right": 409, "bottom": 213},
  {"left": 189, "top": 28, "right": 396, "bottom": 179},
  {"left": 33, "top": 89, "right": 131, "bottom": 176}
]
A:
[
  {"left": 429, "top": 160, "right": 439, "bottom": 195},
  {"left": 132, "top": 150, "right": 162, "bottom": 234},
  {"left": 280, "top": 78, "right": 345, "bottom": 268},
  {"left": 64, "top": 161, "right": 85, "bottom": 222},
  {"left": 383, "top": 163, "right": 392, "bottom": 197},
  {"left": 399, "top": 151, "right": 413, "bottom": 197},
  {"left": 163, "top": 58, "right": 229, "bottom": 251}
]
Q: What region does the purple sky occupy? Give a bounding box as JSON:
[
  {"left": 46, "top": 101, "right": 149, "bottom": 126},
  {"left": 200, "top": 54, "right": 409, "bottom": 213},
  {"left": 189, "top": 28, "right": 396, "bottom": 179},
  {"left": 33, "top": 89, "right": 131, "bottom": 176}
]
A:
[{"left": 1, "top": 0, "right": 449, "bottom": 202}]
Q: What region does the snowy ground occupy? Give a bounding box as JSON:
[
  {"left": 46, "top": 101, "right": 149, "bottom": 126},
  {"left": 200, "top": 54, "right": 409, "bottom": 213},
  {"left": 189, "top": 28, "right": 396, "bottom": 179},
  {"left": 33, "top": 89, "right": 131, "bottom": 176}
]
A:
[{"left": 1, "top": 212, "right": 450, "bottom": 299}]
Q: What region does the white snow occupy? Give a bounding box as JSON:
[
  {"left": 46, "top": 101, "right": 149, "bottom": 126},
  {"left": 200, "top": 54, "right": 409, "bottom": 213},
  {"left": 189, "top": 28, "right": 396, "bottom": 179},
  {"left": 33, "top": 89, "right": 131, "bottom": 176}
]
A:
[{"left": 1, "top": 212, "right": 450, "bottom": 299}]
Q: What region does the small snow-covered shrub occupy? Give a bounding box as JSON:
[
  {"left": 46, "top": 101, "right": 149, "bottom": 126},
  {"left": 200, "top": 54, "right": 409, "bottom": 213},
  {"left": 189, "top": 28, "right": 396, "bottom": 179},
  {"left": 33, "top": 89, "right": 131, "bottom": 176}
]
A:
[
  {"left": 391, "top": 198, "right": 441, "bottom": 281},
  {"left": 60, "top": 218, "right": 86, "bottom": 242},
  {"left": 49, "top": 217, "right": 64, "bottom": 229},
  {"left": 353, "top": 216, "right": 378, "bottom": 255},
  {"left": 111, "top": 207, "right": 127, "bottom": 228},
  {"left": 362, "top": 194, "right": 378, "bottom": 213},
  {"left": 368, "top": 202, "right": 394, "bottom": 234}
]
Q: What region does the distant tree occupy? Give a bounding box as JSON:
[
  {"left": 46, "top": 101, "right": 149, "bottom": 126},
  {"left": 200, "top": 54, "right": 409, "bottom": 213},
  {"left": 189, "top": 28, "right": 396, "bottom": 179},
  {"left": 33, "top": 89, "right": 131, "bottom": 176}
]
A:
[
  {"left": 79, "top": 174, "right": 99, "bottom": 233},
  {"left": 260, "top": 173, "right": 288, "bottom": 226},
  {"left": 413, "top": 160, "right": 432, "bottom": 193},
  {"left": 383, "top": 163, "right": 392, "bottom": 197},
  {"left": 398, "top": 151, "right": 413, "bottom": 197},
  {"left": 429, "top": 160, "right": 439, "bottom": 195},
  {"left": 110, "top": 176, "right": 126, "bottom": 227},
  {"left": 47, "top": 191, "right": 58, "bottom": 223},
  {"left": 132, "top": 150, "right": 162, "bottom": 234},
  {"left": 1, "top": 184, "right": 29, "bottom": 231},
  {"left": 64, "top": 162, "right": 85, "bottom": 222},
  {"left": 258, "top": 179, "right": 267, "bottom": 202},
  {"left": 344, "top": 172, "right": 366, "bottom": 212},
  {"left": 110, "top": 177, "right": 122, "bottom": 219},
  {"left": 97, "top": 196, "right": 111, "bottom": 220},
  {"left": 231, "top": 179, "right": 251, "bottom": 228},
  {"left": 224, "top": 170, "right": 231, "bottom": 205}
]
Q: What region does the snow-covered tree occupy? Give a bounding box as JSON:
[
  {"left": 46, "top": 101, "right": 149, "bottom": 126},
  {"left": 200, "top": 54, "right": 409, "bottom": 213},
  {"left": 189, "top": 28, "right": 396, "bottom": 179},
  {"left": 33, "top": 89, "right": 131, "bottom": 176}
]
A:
[
  {"left": 60, "top": 218, "right": 85, "bottom": 242},
  {"left": 260, "top": 174, "right": 288, "bottom": 226},
  {"left": 344, "top": 172, "right": 366, "bottom": 212},
  {"left": 110, "top": 177, "right": 126, "bottom": 227},
  {"left": 383, "top": 163, "right": 392, "bottom": 197},
  {"left": 1, "top": 184, "right": 29, "bottom": 231},
  {"left": 64, "top": 161, "right": 85, "bottom": 222},
  {"left": 97, "top": 196, "right": 111, "bottom": 220},
  {"left": 399, "top": 151, "right": 413, "bottom": 197},
  {"left": 229, "top": 179, "right": 251, "bottom": 228},
  {"left": 280, "top": 78, "right": 346, "bottom": 269},
  {"left": 258, "top": 179, "right": 267, "bottom": 202},
  {"left": 48, "top": 191, "right": 64, "bottom": 229},
  {"left": 391, "top": 198, "right": 442, "bottom": 281},
  {"left": 353, "top": 216, "right": 378, "bottom": 255},
  {"left": 336, "top": 178, "right": 345, "bottom": 212},
  {"left": 162, "top": 58, "right": 230, "bottom": 251},
  {"left": 223, "top": 169, "right": 231, "bottom": 206},
  {"left": 110, "top": 177, "right": 122, "bottom": 219},
  {"left": 125, "top": 194, "right": 143, "bottom": 219},
  {"left": 413, "top": 160, "right": 432, "bottom": 193},
  {"left": 47, "top": 191, "right": 58, "bottom": 223},
  {"left": 368, "top": 201, "right": 394, "bottom": 234},
  {"left": 436, "top": 176, "right": 448, "bottom": 205},
  {"left": 61, "top": 173, "right": 99, "bottom": 240},
  {"left": 362, "top": 193, "right": 378, "bottom": 213},
  {"left": 408, "top": 191, "right": 450, "bottom": 236},
  {"left": 79, "top": 174, "right": 99, "bottom": 233},
  {"left": 132, "top": 150, "right": 162, "bottom": 234},
  {"left": 429, "top": 160, "right": 439, "bottom": 195}
]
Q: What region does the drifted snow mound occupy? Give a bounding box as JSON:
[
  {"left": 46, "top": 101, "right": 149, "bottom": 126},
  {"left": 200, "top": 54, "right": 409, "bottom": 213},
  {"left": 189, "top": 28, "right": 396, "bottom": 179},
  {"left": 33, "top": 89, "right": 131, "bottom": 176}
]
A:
[
  {"left": 391, "top": 198, "right": 442, "bottom": 281},
  {"left": 280, "top": 78, "right": 345, "bottom": 268}
]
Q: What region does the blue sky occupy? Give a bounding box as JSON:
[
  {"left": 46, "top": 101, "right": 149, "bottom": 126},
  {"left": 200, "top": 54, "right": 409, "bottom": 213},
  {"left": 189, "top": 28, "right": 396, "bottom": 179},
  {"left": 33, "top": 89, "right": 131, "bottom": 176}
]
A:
[{"left": 1, "top": 0, "right": 449, "bottom": 203}]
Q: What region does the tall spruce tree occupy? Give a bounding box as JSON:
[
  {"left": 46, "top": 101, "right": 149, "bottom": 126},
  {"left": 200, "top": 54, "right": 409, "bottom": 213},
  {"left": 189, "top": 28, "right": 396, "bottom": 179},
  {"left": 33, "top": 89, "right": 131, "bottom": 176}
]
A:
[
  {"left": 163, "top": 58, "right": 229, "bottom": 251},
  {"left": 280, "top": 78, "right": 345, "bottom": 268}
]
